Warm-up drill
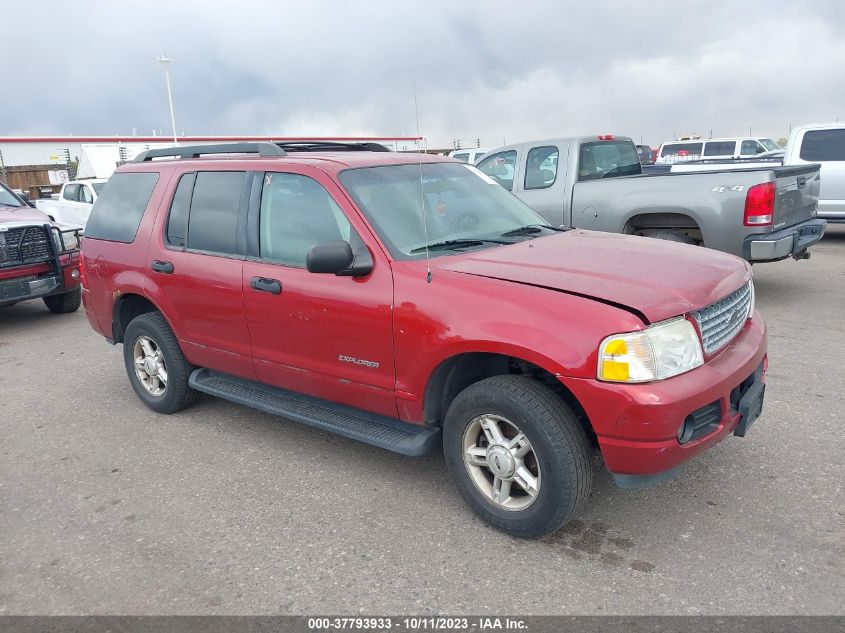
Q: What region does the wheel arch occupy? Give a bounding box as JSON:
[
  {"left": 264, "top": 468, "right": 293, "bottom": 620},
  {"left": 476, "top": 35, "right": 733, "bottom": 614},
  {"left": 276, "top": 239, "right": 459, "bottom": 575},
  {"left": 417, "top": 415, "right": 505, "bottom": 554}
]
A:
[
  {"left": 422, "top": 351, "right": 595, "bottom": 444},
  {"left": 112, "top": 293, "right": 171, "bottom": 343},
  {"left": 623, "top": 211, "right": 704, "bottom": 244}
]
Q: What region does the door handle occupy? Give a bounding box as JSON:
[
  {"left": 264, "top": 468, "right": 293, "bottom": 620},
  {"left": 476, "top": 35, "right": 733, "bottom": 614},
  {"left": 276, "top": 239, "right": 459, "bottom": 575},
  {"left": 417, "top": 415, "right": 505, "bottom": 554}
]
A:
[
  {"left": 151, "top": 260, "right": 174, "bottom": 274},
  {"left": 797, "top": 176, "right": 807, "bottom": 189},
  {"left": 250, "top": 276, "right": 282, "bottom": 295}
]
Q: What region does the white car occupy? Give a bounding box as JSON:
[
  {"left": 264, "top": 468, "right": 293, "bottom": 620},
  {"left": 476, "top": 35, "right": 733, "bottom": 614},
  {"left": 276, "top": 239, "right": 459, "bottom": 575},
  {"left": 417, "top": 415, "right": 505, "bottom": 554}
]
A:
[
  {"left": 35, "top": 179, "right": 108, "bottom": 229},
  {"left": 782, "top": 123, "right": 844, "bottom": 224},
  {"left": 656, "top": 137, "right": 781, "bottom": 164},
  {"left": 448, "top": 148, "right": 490, "bottom": 164}
]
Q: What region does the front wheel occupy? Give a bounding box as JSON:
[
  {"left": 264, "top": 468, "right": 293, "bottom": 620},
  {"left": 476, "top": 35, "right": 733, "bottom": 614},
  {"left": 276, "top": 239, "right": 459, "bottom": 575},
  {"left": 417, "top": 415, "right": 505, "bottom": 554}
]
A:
[
  {"left": 43, "top": 287, "right": 81, "bottom": 314},
  {"left": 443, "top": 375, "right": 592, "bottom": 538}
]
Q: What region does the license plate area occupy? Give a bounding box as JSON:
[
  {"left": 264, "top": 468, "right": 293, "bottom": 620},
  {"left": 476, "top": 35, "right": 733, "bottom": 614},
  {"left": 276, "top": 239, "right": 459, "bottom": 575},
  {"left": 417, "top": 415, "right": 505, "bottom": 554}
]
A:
[{"left": 730, "top": 361, "right": 766, "bottom": 437}]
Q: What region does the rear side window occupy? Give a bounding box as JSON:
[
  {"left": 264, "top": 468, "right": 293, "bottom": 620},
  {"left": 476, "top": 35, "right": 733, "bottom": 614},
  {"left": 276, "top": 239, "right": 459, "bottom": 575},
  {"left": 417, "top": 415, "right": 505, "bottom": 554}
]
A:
[
  {"left": 62, "top": 184, "right": 80, "bottom": 201},
  {"left": 165, "top": 172, "right": 196, "bottom": 248},
  {"left": 661, "top": 143, "right": 702, "bottom": 157},
  {"left": 578, "top": 141, "right": 642, "bottom": 181},
  {"left": 524, "top": 146, "right": 559, "bottom": 189},
  {"left": 85, "top": 172, "right": 159, "bottom": 243},
  {"left": 476, "top": 150, "right": 517, "bottom": 190},
  {"left": 800, "top": 129, "right": 845, "bottom": 161},
  {"left": 186, "top": 171, "right": 246, "bottom": 255},
  {"left": 703, "top": 141, "right": 736, "bottom": 156}
]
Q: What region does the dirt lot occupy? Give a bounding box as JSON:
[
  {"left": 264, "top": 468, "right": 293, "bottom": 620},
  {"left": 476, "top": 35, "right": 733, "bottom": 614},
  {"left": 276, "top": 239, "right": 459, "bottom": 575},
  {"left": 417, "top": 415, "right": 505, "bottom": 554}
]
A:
[{"left": 1, "top": 227, "right": 843, "bottom": 615}]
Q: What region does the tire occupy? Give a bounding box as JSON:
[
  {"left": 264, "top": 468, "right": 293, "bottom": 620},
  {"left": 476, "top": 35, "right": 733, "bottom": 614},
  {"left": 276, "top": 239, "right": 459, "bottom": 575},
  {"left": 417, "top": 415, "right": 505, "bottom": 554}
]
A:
[
  {"left": 123, "top": 312, "right": 199, "bottom": 414},
  {"left": 443, "top": 375, "right": 592, "bottom": 538},
  {"left": 43, "top": 287, "right": 82, "bottom": 314},
  {"left": 648, "top": 230, "right": 697, "bottom": 245}
]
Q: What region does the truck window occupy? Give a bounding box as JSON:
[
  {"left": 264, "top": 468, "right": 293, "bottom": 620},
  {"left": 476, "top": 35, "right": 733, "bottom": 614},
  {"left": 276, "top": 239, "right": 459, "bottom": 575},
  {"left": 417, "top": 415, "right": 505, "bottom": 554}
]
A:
[
  {"left": 259, "top": 172, "right": 355, "bottom": 267},
  {"left": 85, "top": 172, "right": 159, "bottom": 243},
  {"left": 524, "top": 146, "right": 559, "bottom": 190},
  {"left": 79, "top": 186, "right": 94, "bottom": 204},
  {"left": 62, "top": 184, "right": 80, "bottom": 201},
  {"left": 452, "top": 152, "right": 469, "bottom": 163},
  {"left": 704, "top": 141, "right": 737, "bottom": 156},
  {"left": 660, "top": 142, "right": 702, "bottom": 158},
  {"left": 476, "top": 151, "right": 517, "bottom": 190},
  {"left": 759, "top": 138, "right": 780, "bottom": 151},
  {"left": 578, "top": 141, "right": 642, "bottom": 181},
  {"left": 799, "top": 129, "right": 845, "bottom": 161},
  {"left": 740, "top": 140, "right": 763, "bottom": 155},
  {"left": 186, "top": 171, "right": 245, "bottom": 255}
]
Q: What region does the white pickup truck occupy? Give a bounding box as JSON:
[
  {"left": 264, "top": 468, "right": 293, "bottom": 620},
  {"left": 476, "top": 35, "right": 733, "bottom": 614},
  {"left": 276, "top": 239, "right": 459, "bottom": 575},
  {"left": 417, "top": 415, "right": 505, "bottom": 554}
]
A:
[
  {"left": 783, "top": 123, "right": 844, "bottom": 224},
  {"left": 35, "top": 179, "right": 107, "bottom": 229}
]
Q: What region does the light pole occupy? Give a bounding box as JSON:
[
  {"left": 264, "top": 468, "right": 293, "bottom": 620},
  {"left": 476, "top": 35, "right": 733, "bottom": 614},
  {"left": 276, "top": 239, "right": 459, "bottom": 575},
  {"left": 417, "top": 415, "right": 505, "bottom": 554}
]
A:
[{"left": 154, "top": 54, "right": 179, "bottom": 145}]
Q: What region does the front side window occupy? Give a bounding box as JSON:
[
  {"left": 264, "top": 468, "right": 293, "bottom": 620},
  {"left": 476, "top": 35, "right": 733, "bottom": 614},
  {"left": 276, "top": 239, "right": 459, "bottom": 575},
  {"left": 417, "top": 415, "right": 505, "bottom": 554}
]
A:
[
  {"left": 79, "top": 186, "right": 94, "bottom": 204},
  {"left": 259, "top": 172, "right": 354, "bottom": 267},
  {"left": 800, "top": 129, "right": 845, "bottom": 161},
  {"left": 704, "top": 141, "right": 737, "bottom": 156},
  {"left": 578, "top": 141, "right": 642, "bottom": 181},
  {"left": 85, "top": 172, "right": 159, "bottom": 243},
  {"left": 63, "top": 184, "right": 80, "bottom": 201},
  {"left": 186, "top": 171, "right": 245, "bottom": 255},
  {"left": 740, "top": 140, "right": 763, "bottom": 155},
  {"left": 339, "top": 162, "right": 550, "bottom": 260},
  {"left": 524, "top": 146, "right": 559, "bottom": 190},
  {"left": 476, "top": 150, "right": 517, "bottom": 190}
]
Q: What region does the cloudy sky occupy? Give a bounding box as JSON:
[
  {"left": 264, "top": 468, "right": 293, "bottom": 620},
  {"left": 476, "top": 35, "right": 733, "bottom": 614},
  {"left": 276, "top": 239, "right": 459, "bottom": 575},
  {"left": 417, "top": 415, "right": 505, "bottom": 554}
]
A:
[{"left": 4, "top": 1, "right": 844, "bottom": 148}]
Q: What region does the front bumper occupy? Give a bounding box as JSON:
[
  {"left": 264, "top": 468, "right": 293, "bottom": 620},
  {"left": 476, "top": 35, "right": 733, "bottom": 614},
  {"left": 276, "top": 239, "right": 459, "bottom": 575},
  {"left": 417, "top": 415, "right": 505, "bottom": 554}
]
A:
[
  {"left": 0, "top": 274, "right": 63, "bottom": 304},
  {"left": 564, "top": 313, "right": 767, "bottom": 485},
  {"left": 743, "top": 218, "right": 827, "bottom": 262}
]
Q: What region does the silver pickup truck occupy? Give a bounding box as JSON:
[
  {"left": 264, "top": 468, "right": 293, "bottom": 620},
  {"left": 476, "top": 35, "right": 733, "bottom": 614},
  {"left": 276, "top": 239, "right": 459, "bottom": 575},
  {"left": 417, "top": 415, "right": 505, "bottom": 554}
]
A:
[{"left": 475, "top": 136, "right": 826, "bottom": 262}]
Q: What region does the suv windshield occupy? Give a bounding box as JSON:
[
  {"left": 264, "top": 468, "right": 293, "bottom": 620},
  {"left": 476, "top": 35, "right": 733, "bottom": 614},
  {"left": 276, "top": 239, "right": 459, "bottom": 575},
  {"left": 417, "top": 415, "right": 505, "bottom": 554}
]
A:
[
  {"left": 339, "top": 163, "right": 551, "bottom": 259},
  {"left": 0, "top": 184, "right": 23, "bottom": 208}
]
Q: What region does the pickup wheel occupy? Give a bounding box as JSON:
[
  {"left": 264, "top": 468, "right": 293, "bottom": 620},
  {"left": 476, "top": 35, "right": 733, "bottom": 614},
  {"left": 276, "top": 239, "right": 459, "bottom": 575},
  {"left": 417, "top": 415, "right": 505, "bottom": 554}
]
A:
[
  {"left": 648, "top": 230, "right": 697, "bottom": 245},
  {"left": 43, "top": 287, "right": 81, "bottom": 314},
  {"left": 443, "top": 375, "right": 592, "bottom": 538},
  {"left": 123, "top": 312, "right": 198, "bottom": 414}
]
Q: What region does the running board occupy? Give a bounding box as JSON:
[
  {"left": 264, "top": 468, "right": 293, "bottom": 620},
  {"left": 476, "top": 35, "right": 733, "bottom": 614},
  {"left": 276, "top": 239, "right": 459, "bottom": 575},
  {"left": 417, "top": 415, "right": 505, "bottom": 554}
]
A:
[{"left": 189, "top": 369, "right": 440, "bottom": 456}]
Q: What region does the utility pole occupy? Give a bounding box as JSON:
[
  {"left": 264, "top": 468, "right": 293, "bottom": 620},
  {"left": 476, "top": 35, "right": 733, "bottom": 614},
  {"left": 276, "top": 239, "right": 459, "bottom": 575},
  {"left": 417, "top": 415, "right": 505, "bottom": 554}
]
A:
[
  {"left": 154, "top": 54, "right": 179, "bottom": 145},
  {"left": 0, "top": 149, "right": 7, "bottom": 184}
]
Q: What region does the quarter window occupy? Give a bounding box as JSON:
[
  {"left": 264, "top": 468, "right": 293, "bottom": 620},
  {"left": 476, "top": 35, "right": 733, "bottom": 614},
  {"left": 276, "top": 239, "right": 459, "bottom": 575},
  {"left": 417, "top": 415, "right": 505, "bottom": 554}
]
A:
[
  {"left": 524, "top": 146, "right": 559, "bottom": 190},
  {"left": 85, "top": 172, "right": 159, "bottom": 243},
  {"left": 703, "top": 141, "right": 737, "bottom": 156},
  {"left": 165, "top": 172, "right": 196, "bottom": 248},
  {"left": 259, "top": 172, "right": 355, "bottom": 267},
  {"left": 476, "top": 150, "right": 517, "bottom": 190},
  {"left": 186, "top": 171, "right": 246, "bottom": 255}
]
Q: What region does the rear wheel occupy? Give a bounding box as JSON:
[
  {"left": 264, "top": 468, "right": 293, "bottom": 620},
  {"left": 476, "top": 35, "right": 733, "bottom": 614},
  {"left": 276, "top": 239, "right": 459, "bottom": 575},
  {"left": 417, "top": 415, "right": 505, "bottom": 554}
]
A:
[
  {"left": 43, "top": 287, "right": 81, "bottom": 314},
  {"left": 123, "top": 312, "right": 198, "bottom": 413},
  {"left": 443, "top": 375, "right": 592, "bottom": 538}
]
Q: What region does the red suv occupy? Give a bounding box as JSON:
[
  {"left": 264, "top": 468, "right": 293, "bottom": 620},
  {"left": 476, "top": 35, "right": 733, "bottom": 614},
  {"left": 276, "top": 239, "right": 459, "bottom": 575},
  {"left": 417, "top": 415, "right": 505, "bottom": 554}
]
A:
[{"left": 81, "top": 142, "right": 767, "bottom": 537}]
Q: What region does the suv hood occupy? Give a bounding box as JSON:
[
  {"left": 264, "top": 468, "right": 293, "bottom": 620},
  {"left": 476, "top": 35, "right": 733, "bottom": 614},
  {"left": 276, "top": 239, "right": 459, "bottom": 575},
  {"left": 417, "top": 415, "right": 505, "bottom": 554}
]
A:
[{"left": 436, "top": 230, "right": 750, "bottom": 324}]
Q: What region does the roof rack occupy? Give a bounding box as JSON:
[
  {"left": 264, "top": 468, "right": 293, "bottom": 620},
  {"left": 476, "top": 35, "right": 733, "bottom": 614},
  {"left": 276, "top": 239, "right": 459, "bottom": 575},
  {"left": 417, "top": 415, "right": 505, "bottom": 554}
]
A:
[
  {"left": 132, "top": 142, "right": 286, "bottom": 162},
  {"left": 275, "top": 141, "right": 391, "bottom": 153}
]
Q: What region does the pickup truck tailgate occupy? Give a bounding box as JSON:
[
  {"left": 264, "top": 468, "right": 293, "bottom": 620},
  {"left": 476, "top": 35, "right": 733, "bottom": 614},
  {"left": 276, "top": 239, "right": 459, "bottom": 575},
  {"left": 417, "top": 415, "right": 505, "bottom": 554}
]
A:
[{"left": 771, "top": 164, "right": 820, "bottom": 229}]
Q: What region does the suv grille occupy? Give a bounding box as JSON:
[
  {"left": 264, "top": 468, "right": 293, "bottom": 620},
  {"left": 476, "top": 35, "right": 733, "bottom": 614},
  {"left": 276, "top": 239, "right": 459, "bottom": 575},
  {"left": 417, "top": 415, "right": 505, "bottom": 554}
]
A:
[
  {"left": 692, "top": 281, "right": 753, "bottom": 355},
  {"left": 0, "top": 226, "right": 52, "bottom": 267}
]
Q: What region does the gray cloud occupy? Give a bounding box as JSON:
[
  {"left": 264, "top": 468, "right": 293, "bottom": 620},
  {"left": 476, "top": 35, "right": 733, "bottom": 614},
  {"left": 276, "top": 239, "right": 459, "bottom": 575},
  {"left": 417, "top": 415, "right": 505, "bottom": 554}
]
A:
[{"left": 3, "top": 0, "right": 844, "bottom": 148}]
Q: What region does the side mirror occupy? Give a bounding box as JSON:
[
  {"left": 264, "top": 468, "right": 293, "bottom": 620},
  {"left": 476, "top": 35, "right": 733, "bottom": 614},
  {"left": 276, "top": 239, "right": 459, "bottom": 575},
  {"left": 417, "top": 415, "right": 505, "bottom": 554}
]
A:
[{"left": 306, "top": 240, "right": 373, "bottom": 277}]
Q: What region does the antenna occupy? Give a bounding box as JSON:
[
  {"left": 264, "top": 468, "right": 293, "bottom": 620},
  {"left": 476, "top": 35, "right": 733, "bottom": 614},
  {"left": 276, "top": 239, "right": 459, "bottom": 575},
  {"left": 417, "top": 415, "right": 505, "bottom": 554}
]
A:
[{"left": 413, "top": 80, "right": 432, "bottom": 284}]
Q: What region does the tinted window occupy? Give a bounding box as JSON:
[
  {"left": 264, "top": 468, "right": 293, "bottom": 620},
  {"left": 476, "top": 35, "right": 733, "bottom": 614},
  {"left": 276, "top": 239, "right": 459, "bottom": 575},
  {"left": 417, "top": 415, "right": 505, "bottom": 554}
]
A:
[
  {"left": 525, "top": 146, "right": 559, "bottom": 189},
  {"left": 704, "top": 141, "right": 737, "bottom": 156},
  {"left": 85, "top": 172, "right": 159, "bottom": 243},
  {"left": 259, "top": 173, "right": 354, "bottom": 267},
  {"left": 578, "top": 141, "right": 642, "bottom": 181},
  {"left": 186, "top": 171, "right": 245, "bottom": 255},
  {"left": 476, "top": 150, "right": 517, "bottom": 190},
  {"left": 63, "top": 184, "right": 80, "bottom": 201},
  {"left": 660, "top": 143, "right": 703, "bottom": 157},
  {"left": 166, "top": 172, "right": 195, "bottom": 247},
  {"left": 800, "top": 129, "right": 845, "bottom": 161}
]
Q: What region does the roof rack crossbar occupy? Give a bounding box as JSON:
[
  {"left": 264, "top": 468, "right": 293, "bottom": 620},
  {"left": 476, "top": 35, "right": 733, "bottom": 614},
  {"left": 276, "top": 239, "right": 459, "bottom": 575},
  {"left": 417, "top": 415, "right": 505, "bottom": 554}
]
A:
[
  {"left": 274, "top": 141, "right": 391, "bottom": 152},
  {"left": 133, "top": 142, "right": 286, "bottom": 162}
]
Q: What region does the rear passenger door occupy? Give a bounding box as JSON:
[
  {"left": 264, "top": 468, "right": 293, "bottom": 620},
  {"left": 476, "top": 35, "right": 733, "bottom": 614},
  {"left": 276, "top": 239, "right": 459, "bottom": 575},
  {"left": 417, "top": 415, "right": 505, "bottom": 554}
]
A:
[
  {"left": 241, "top": 167, "right": 397, "bottom": 417},
  {"left": 147, "top": 169, "right": 257, "bottom": 380}
]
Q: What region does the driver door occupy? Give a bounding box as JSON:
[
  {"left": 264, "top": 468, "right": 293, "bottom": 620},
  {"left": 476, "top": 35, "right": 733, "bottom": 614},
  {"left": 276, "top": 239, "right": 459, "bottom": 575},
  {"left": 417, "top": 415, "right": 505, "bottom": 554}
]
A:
[{"left": 242, "top": 167, "right": 397, "bottom": 417}]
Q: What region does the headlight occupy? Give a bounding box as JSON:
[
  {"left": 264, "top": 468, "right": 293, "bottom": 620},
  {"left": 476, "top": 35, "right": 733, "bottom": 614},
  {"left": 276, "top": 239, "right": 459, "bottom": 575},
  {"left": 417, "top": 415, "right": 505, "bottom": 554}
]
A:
[
  {"left": 60, "top": 230, "right": 79, "bottom": 251},
  {"left": 598, "top": 317, "right": 704, "bottom": 383}
]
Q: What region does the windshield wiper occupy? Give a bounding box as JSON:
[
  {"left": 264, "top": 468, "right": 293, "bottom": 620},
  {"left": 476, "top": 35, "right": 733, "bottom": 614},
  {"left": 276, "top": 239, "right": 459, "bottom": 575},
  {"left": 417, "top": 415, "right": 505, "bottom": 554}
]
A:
[
  {"left": 409, "top": 238, "right": 511, "bottom": 254},
  {"left": 500, "top": 224, "right": 564, "bottom": 237}
]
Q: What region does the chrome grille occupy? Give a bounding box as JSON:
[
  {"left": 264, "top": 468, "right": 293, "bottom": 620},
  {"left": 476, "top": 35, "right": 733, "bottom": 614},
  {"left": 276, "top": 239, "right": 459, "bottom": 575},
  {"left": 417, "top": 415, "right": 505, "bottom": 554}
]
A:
[
  {"left": 0, "top": 226, "right": 52, "bottom": 267},
  {"left": 692, "top": 281, "right": 753, "bottom": 354}
]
